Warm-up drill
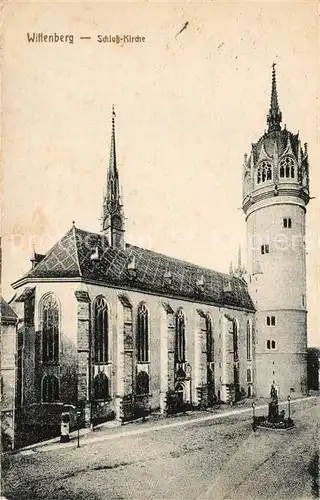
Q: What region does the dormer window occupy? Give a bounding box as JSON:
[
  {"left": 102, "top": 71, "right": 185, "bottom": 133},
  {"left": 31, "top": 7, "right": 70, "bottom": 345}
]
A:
[
  {"left": 257, "top": 161, "right": 272, "bottom": 185},
  {"left": 127, "top": 256, "right": 137, "bottom": 280},
  {"left": 164, "top": 270, "right": 173, "bottom": 287},
  {"left": 279, "top": 157, "right": 295, "bottom": 179}
]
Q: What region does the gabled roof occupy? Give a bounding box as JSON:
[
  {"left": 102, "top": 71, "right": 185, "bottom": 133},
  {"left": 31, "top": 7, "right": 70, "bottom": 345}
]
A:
[
  {"left": 1, "top": 297, "right": 18, "bottom": 324},
  {"left": 12, "top": 226, "right": 255, "bottom": 312}
]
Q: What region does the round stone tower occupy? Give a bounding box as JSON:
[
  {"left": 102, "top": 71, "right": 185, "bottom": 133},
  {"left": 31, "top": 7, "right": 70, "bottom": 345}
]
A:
[{"left": 242, "top": 65, "right": 310, "bottom": 398}]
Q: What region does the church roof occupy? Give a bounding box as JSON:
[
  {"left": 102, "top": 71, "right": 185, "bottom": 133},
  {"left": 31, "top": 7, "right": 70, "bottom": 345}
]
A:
[
  {"left": 12, "top": 227, "right": 255, "bottom": 312},
  {"left": 1, "top": 296, "right": 18, "bottom": 324}
]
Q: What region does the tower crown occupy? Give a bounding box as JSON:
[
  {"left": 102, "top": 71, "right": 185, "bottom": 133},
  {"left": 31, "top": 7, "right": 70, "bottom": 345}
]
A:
[{"left": 242, "top": 65, "right": 310, "bottom": 215}]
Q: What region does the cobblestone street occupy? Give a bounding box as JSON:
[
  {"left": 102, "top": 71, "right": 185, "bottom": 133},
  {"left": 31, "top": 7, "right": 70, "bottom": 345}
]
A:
[{"left": 2, "top": 399, "right": 319, "bottom": 500}]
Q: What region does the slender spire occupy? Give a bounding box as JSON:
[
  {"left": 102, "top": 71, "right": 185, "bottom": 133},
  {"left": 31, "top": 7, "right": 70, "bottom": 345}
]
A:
[
  {"left": 101, "top": 106, "right": 125, "bottom": 248},
  {"left": 267, "top": 63, "right": 282, "bottom": 133},
  {"left": 106, "top": 105, "right": 120, "bottom": 207},
  {"left": 109, "top": 105, "right": 117, "bottom": 177}
]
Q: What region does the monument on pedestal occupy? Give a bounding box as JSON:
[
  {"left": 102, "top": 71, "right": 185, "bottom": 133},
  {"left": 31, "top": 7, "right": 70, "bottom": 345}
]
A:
[{"left": 253, "top": 385, "right": 294, "bottom": 431}]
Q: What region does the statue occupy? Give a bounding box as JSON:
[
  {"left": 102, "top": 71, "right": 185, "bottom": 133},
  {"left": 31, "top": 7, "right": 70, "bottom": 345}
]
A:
[{"left": 268, "top": 384, "right": 279, "bottom": 422}]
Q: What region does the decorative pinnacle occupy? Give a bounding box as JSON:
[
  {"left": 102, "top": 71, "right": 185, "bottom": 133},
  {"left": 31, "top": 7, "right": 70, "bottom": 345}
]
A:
[{"left": 267, "top": 63, "right": 282, "bottom": 133}]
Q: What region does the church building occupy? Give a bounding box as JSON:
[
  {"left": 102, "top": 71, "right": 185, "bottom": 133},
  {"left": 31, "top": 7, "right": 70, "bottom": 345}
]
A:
[{"left": 9, "top": 67, "right": 310, "bottom": 428}]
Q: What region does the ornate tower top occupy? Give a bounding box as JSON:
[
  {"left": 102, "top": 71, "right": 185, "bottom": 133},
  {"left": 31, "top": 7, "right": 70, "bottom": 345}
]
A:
[
  {"left": 101, "top": 106, "right": 125, "bottom": 248},
  {"left": 242, "top": 66, "right": 310, "bottom": 215},
  {"left": 267, "top": 63, "right": 282, "bottom": 133}
]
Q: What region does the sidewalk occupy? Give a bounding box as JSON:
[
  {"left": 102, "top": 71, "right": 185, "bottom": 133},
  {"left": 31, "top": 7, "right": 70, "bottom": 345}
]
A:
[{"left": 16, "top": 395, "right": 319, "bottom": 455}]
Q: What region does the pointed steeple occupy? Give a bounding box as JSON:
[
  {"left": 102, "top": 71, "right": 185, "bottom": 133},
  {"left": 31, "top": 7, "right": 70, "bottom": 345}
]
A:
[
  {"left": 109, "top": 105, "right": 117, "bottom": 176},
  {"left": 101, "top": 106, "right": 125, "bottom": 248},
  {"left": 267, "top": 63, "right": 282, "bottom": 133}
]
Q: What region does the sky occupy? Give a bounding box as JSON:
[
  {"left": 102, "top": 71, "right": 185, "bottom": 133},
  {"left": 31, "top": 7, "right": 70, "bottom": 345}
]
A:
[{"left": 2, "top": 1, "right": 319, "bottom": 345}]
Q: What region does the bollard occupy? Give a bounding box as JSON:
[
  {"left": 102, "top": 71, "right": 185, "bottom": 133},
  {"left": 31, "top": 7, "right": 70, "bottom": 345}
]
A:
[{"left": 60, "top": 412, "right": 70, "bottom": 443}]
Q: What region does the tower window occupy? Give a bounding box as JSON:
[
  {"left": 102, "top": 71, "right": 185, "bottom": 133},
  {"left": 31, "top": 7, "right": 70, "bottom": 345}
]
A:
[
  {"left": 247, "top": 369, "right": 252, "bottom": 383},
  {"left": 266, "top": 315, "right": 276, "bottom": 326},
  {"left": 302, "top": 294, "right": 306, "bottom": 307},
  {"left": 283, "top": 217, "right": 292, "bottom": 228},
  {"left": 279, "top": 157, "right": 295, "bottom": 179},
  {"left": 266, "top": 340, "right": 276, "bottom": 350},
  {"left": 261, "top": 244, "right": 269, "bottom": 255},
  {"left": 257, "top": 161, "right": 273, "bottom": 185}
]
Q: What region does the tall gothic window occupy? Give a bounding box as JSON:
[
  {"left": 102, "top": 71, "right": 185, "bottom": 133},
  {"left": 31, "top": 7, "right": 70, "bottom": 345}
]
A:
[
  {"left": 246, "top": 320, "right": 252, "bottom": 361},
  {"left": 206, "top": 314, "right": 214, "bottom": 363},
  {"left": 137, "top": 303, "right": 149, "bottom": 362},
  {"left": 280, "top": 157, "right": 295, "bottom": 179},
  {"left": 41, "top": 293, "right": 60, "bottom": 363},
  {"left": 233, "top": 320, "right": 239, "bottom": 362},
  {"left": 93, "top": 296, "right": 109, "bottom": 364},
  {"left": 257, "top": 161, "right": 272, "bottom": 184},
  {"left": 175, "top": 309, "right": 186, "bottom": 363},
  {"left": 42, "top": 375, "right": 59, "bottom": 402}
]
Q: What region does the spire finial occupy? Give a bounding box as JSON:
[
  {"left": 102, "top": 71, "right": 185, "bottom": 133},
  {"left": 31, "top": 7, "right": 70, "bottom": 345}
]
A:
[
  {"left": 229, "top": 260, "right": 233, "bottom": 276},
  {"left": 238, "top": 244, "right": 242, "bottom": 271},
  {"left": 267, "top": 63, "right": 282, "bottom": 133}
]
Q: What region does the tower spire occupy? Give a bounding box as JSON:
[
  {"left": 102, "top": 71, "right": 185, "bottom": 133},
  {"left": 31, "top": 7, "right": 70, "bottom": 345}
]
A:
[
  {"left": 109, "top": 104, "right": 117, "bottom": 177},
  {"left": 267, "top": 63, "right": 282, "bottom": 133},
  {"left": 101, "top": 106, "right": 125, "bottom": 248}
]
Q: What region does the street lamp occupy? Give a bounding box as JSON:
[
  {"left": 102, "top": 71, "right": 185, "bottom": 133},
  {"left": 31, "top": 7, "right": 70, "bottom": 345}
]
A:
[
  {"left": 186, "top": 363, "right": 192, "bottom": 409},
  {"left": 252, "top": 401, "right": 256, "bottom": 432},
  {"left": 76, "top": 410, "right": 82, "bottom": 448},
  {"left": 287, "top": 395, "right": 291, "bottom": 421}
]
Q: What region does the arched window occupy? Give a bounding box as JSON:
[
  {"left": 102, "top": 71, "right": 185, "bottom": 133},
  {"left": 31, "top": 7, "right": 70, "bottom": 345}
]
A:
[
  {"left": 279, "top": 157, "right": 295, "bottom": 179},
  {"left": 93, "top": 296, "right": 109, "bottom": 364},
  {"left": 175, "top": 309, "right": 186, "bottom": 363},
  {"left": 93, "top": 372, "right": 109, "bottom": 400},
  {"left": 257, "top": 161, "right": 272, "bottom": 185},
  {"left": 267, "top": 340, "right": 271, "bottom": 350},
  {"left": 137, "top": 303, "right": 149, "bottom": 362},
  {"left": 41, "top": 293, "right": 60, "bottom": 363},
  {"left": 246, "top": 321, "right": 252, "bottom": 360},
  {"left": 233, "top": 320, "right": 239, "bottom": 362},
  {"left": 136, "top": 371, "right": 149, "bottom": 395},
  {"left": 206, "top": 314, "right": 214, "bottom": 363},
  {"left": 42, "top": 375, "right": 59, "bottom": 402}
]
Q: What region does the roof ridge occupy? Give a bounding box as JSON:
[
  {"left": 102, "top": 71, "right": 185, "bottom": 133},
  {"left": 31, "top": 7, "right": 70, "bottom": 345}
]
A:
[{"left": 72, "top": 224, "right": 82, "bottom": 277}]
